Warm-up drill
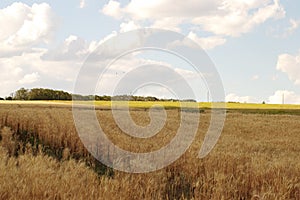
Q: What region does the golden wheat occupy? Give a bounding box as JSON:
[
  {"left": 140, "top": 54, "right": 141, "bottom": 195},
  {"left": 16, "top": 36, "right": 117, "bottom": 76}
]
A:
[{"left": 0, "top": 103, "right": 299, "bottom": 199}]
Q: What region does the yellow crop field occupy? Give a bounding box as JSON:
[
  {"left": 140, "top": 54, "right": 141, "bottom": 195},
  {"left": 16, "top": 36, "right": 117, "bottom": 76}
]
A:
[
  {"left": 2, "top": 100, "right": 300, "bottom": 110},
  {"left": 0, "top": 102, "right": 300, "bottom": 199}
]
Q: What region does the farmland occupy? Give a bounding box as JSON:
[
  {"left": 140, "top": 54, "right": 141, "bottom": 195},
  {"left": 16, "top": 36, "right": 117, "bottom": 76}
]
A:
[
  {"left": 0, "top": 101, "right": 300, "bottom": 199},
  {"left": 2, "top": 100, "right": 300, "bottom": 110}
]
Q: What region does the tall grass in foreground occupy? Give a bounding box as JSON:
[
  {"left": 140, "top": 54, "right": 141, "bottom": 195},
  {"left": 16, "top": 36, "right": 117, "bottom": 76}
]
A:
[{"left": 0, "top": 103, "right": 300, "bottom": 199}]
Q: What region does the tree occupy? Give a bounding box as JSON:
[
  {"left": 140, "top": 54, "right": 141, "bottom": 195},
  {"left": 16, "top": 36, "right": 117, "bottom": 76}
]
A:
[
  {"left": 5, "top": 96, "right": 13, "bottom": 100},
  {"left": 14, "top": 88, "right": 29, "bottom": 100},
  {"left": 27, "top": 88, "right": 72, "bottom": 100}
]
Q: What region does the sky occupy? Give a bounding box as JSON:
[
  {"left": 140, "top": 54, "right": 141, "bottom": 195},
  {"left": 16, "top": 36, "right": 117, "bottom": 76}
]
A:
[{"left": 0, "top": 0, "right": 300, "bottom": 104}]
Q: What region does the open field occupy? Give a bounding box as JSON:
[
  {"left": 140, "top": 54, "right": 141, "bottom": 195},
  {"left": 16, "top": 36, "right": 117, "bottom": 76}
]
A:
[
  {"left": 2, "top": 100, "right": 300, "bottom": 110},
  {"left": 0, "top": 102, "right": 300, "bottom": 199}
]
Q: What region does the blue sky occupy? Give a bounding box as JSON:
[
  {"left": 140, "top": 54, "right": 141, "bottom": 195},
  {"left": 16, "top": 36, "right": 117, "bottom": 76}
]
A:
[{"left": 0, "top": 0, "right": 300, "bottom": 103}]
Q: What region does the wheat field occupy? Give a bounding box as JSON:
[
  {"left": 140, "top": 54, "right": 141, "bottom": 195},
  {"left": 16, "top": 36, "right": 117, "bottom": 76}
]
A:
[{"left": 0, "top": 102, "right": 300, "bottom": 199}]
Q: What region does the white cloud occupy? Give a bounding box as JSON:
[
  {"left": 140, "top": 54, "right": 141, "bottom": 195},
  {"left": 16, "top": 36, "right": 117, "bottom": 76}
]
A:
[
  {"left": 18, "top": 72, "right": 40, "bottom": 84},
  {"left": 96, "top": 62, "right": 200, "bottom": 100},
  {"left": 267, "top": 18, "right": 300, "bottom": 38},
  {"left": 271, "top": 74, "right": 278, "bottom": 81},
  {"left": 174, "top": 68, "right": 199, "bottom": 79},
  {"left": 276, "top": 51, "right": 300, "bottom": 85},
  {"left": 42, "top": 35, "right": 88, "bottom": 61},
  {"left": 0, "top": 2, "right": 57, "bottom": 58},
  {"left": 187, "top": 31, "right": 226, "bottom": 50},
  {"left": 0, "top": 48, "right": 81, "bottom": 97},
  {"left": 268, "top": 90, "right": 300, "bottom": 104},
  {"left": 225, "top": 93, "right": 258, "bottom": 103},
  {"left": 0, "top": 59, "right": 23, "bottom": 96},
  {"left": 286, "top": 18, "right": 300, "bottom": 35},
  {"left": 91, "top": 51, "right": 206, "bottom": 100},
  {"left": 29, "top": 50, "right": 81, "bottom": 81},
  {"left": 41, "top": 31, "right": 120, "bottom": 61},
  {"left": 120, "top": 21, "right": 140, "bottom": 33},
  {"left": 133, "top": 86, "right": 177, "bottom": 99},
  {"left": 166, "top": 31, "right": 226, "bottom": 50},
  {"left": 151, "top": 17, "right": 182, "bottom": 32},
  {"left": 102, "top": 0, "right": 122, "bottom": 19},
  {"left": 79, "top": 0, "right": 86, "bottom": 8},
  {"left": 251, "top": 75, "right": 259, "bottom": 80},
  {"left": 226, "top": 90, "right": 300, "bottom": 104},
  {"left": 119, "top": 0, "right": 221, "bottom": 19},
  {"left": 88, "top": 31, "right": 118, "bottom": 52},
  {"left": 102, "top": 0, "right": 286, "bottom": 37},
  {"left": 192, "top": 0, "right": 285, "bottom": 36}
]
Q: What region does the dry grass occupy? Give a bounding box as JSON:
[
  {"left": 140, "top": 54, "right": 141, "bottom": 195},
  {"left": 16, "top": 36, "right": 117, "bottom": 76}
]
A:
[{"left": 0, "top": 103, "right": 300, "bottom": 199}]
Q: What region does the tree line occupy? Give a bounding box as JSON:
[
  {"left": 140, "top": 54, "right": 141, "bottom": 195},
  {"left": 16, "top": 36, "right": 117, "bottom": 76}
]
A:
[
  {"left": 1, "top": 88, "right": 196, "bottom": 102},
  {"left": 11, "top": 88, "right": 72, "bottom": 100}
]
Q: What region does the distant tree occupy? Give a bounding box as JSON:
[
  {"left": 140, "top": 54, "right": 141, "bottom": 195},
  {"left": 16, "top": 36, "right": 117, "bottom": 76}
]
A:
[
  {"left": 9, "top": 87, "right": 196, "bottom": 102},
  {"left": 0, "top": 97, "right": 4, "bottom": 100},
  {"left": 262, "top": 101, "right": 266, "bottom": 104},
  {"left": 101, "top": 95, "right": 111, "bottom": 101},
  {"left": 95, "top": 95, "right": 111, "bottom": 101},
  {"left": 5, "top": 96, "right": 13, "bottom": 100},
  {"left": 40, "top": 88, "right": 70, "bottom": 100},
  {"left": 72, "top": 94, "right": 93, "bottom": 101},
  {"left": 14, "top": 88, "right": 29, "bottom": 100},
  {"left": 145, "top": 96, "right": 158, "bottom": 101},
  {"left": 12, "top": 88, "right": 72, "bottom": 100},
  {"left": 181, "top": 99, "right": 197, "bottom": 102}
]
